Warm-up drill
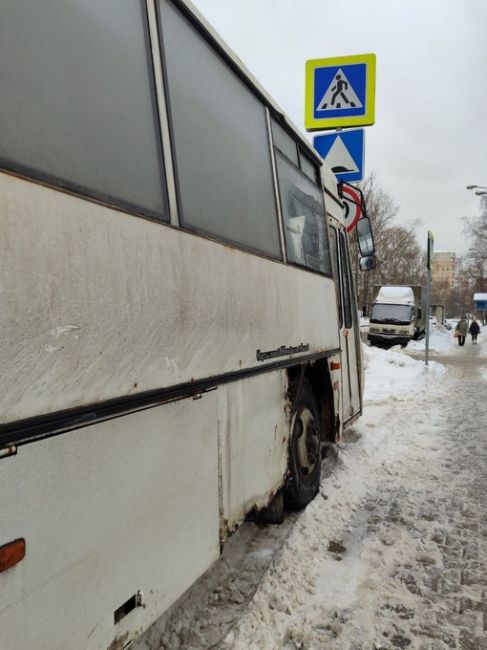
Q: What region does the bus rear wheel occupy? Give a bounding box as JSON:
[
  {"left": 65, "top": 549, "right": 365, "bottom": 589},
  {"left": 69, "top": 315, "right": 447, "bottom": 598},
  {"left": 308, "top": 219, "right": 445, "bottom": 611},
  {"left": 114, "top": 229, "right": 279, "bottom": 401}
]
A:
[{"left": 284, "top": 378, "right": 322, "bottom": 510}]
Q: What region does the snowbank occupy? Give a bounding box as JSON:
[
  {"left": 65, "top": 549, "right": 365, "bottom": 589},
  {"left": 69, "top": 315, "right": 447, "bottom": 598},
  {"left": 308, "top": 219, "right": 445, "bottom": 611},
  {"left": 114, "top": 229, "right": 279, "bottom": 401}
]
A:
[
  {"left": 363, "top": 344, "right": 445, "bottom": 402},
  {"left": 406, "top": 323, "right": 456, "bottom": 353}
]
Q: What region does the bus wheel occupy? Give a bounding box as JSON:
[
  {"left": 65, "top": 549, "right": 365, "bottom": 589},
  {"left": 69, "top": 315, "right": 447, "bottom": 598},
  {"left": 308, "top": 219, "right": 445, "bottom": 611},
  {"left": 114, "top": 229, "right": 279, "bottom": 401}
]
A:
[
  {"left": 285, "top": 379, "right": 322, "bottom": 510},
  {"left": 246, "top": 490, "right": 284, "bottom": 525}
]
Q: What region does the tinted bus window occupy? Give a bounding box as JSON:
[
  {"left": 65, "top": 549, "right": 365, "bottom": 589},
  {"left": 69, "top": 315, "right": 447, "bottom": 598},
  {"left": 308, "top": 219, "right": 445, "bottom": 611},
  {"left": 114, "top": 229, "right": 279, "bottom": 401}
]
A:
[
  {"left": 339, "top": 232, "right": 353, "bottom": 328},
  {"left": 275, "top": 153, "right": 332, "bottom": 275},
  {"left": 329, "top": 227, "right": 343, "bottom": 328},
  {"left": 299, "top": 152, "right": 320, "bottom": 185},
  {"left": 159, "top": 1, "right": 281, "bottom": 259},
  {"left": 271, "top": 120, "right": 299, "bottom": 166},
  {"left": 0, "top": 0, "right": 169, "bottom": 218}
]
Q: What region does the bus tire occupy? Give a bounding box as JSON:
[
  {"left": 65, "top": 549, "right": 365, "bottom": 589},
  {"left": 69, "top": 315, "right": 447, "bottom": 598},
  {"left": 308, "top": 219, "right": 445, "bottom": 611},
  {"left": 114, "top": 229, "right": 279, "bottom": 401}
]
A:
[
  {"left": 247, "top": 490, "right": 284, "bottom": 525},
  {"left": 284, "top": 378, "right": 322, "bottom": 510}
]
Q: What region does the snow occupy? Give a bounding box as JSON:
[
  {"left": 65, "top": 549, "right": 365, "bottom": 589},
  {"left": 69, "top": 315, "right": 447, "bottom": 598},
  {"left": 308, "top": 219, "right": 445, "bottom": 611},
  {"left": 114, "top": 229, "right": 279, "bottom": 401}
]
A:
[
  {"left": 375, "top": 286, "right": 415, "bottom": 303},
  {"left": 363, "top": 344, "right": 445, "bottom": 402},
  {"left": 407, "top": 322, "right": 456, "bottom": 353},
  {"left": 480, "top": 325, "right": 487, "bottom": 373}
]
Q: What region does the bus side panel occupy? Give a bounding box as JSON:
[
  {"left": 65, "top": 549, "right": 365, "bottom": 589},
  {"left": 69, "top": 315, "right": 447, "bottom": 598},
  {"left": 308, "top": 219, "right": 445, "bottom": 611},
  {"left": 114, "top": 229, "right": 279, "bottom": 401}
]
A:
[
  {"left": 0, "top": 392, "right": 220, "bottom": 650},
  {"left": 0, "top": 172, "right": 339, "bottom": 426},
  {"left": 218, "top": 370, "right": 289, "bottom": 534}
]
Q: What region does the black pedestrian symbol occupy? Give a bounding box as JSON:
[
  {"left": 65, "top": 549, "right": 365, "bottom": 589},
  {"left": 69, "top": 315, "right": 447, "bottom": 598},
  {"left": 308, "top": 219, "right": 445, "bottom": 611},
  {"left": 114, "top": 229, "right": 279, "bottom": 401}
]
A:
[
  {"left": 329, "top": 74, "right": 356, "bottom": 109},
  {"left": 316, "top": 68, "right": 363, "bottom": 112}
]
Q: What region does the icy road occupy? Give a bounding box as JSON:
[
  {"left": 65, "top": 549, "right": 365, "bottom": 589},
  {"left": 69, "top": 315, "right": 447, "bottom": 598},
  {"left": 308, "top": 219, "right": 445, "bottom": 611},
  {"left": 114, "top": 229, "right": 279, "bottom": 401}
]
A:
[{"left": 136, "top": 326, "right": 487, "bottom": 650}]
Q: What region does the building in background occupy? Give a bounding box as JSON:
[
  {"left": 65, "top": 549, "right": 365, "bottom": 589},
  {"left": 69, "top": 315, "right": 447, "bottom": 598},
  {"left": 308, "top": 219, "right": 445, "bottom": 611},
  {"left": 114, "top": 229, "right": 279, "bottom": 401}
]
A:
[
  {"left": 432, "top": 251, "right": 456, "bottom": 288},
  {"left": 431, "top": 251, "right": 463, "bottom": 317}
]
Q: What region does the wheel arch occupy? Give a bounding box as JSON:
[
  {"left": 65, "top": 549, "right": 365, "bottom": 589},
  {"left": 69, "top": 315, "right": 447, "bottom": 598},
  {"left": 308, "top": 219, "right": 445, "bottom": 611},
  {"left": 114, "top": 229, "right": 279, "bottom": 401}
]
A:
[{"left": 287, "top": 358, "right": 338, "bottom": 444}]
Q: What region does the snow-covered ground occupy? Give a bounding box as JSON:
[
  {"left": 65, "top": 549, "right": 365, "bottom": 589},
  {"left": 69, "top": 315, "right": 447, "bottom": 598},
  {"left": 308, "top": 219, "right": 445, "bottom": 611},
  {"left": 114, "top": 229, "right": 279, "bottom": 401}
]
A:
[
  {"left": 136, "top": 325, "right": 487, "bottom": 650},
  {"left": 363, "top": 344, "right": 445, "bottom": 402},
  {"left": 479, "top": 324, "right": 487, "bottom": 379},
  {"left": 407, "top": 322, "right": 457, "bottom": 354}
]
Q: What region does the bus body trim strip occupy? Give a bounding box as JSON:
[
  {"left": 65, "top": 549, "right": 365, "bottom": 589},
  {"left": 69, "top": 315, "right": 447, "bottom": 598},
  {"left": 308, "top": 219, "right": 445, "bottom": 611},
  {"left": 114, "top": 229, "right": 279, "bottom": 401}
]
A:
[{"left": 0, "top": 349, "right": 340, "bottom": 450}]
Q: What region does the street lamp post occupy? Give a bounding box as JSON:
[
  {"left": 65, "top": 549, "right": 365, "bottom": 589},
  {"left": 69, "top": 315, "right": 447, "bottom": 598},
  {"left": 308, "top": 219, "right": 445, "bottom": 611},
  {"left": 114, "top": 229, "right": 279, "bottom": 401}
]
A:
[{"left": 466, "top": 185, "right": 487, "bottom": 204}]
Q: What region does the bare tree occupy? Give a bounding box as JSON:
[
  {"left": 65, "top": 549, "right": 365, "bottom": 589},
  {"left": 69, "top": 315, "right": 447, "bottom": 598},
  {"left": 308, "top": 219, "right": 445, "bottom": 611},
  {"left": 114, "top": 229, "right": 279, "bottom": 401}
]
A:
[
  {"left": 462, "top": 196, "right": 487, "bottom": 296},
  {"left": 452, "top": 196, "right": 487, "bottom": 321},
  {"left": 350, "top": 173, "right": 425, "bottom": 312},
  {"left": 431, "top": 277, "right": 451, "bottom": 307}
]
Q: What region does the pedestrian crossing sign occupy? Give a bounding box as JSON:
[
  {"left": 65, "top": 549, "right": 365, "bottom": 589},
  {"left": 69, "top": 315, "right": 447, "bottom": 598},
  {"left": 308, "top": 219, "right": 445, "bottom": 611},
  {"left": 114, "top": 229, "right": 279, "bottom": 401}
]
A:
[{"left": 305, "top": 53, "right": 376, "bottom": 131}]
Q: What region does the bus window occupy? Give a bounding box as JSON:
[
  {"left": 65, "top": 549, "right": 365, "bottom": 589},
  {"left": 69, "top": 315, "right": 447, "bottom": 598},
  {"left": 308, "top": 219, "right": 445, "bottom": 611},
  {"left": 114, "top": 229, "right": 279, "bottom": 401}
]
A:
[
  {"left": 329, "top": 227, "right": 343, "bottom": 328},
  {"left": 159, "top": 1, "right": 281, "bottom": 259},
  {"left": 275, "top": 152, "right": 332, "bottom": 275},
  {"left": 271, "top": 119, "right": 320, "bottom": 186},
  {"left": 339, "top": 231, "right": 353, "bottom": 328},
  {"left": 271, "top": 119, "right": 299, "bottom": 166},
  {"left": 299, "top": 152, "right": 320, "bottom": 185},
  {"left": 0, "top": 0, "right": 169, "bottom": 219}
]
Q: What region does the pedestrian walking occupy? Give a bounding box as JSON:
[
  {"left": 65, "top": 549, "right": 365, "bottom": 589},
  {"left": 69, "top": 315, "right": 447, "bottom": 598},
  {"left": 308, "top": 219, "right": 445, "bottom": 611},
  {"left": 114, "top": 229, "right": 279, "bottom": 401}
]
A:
[
  {"left": 469, "top": 318, "right": 480, "bottom": 344},
  {"left": 455, "top": 315, "right": 468, "bottom": 346}
]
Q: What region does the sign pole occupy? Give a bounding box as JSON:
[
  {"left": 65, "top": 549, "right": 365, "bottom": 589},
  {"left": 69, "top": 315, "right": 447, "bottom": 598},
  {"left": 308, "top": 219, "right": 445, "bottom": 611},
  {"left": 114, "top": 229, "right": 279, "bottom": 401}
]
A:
[{"left": 425, "top": 231, "right": 434, "bottom": 367}]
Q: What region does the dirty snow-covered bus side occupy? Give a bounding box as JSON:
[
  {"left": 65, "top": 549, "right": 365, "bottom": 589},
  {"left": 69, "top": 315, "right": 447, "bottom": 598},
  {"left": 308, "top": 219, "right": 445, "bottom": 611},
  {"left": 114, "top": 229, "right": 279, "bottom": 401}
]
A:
[{"left": 0, "top": 1, "right": 373, "bottom": 648}]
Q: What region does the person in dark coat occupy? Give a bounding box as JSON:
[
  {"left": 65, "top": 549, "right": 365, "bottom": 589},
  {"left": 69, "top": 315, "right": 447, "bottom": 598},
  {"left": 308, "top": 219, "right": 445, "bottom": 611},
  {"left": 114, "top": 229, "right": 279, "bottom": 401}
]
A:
[{"left": 469, "top": 318, "right": 480, "bottom": 344}]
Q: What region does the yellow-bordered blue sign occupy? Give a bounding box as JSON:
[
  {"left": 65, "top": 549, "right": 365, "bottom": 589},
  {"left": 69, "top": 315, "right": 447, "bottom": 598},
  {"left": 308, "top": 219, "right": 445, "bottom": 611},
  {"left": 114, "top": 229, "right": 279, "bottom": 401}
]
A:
[{"left": 305, "top": 53, "right": 376, "bottom": 131}]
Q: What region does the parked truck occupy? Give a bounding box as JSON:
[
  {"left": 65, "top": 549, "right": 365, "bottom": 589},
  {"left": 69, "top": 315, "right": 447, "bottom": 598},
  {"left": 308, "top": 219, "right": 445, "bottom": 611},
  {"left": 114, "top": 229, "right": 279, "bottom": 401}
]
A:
[{"left": 368, "top": 285, "right": 426, "bottom": 347}]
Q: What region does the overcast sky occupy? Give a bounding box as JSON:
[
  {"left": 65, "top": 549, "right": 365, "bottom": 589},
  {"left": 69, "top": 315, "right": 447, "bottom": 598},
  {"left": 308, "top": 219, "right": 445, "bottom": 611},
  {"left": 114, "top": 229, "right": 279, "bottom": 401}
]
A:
[{"left": 191, "top": 0, "right": 487, "bottom": 255}]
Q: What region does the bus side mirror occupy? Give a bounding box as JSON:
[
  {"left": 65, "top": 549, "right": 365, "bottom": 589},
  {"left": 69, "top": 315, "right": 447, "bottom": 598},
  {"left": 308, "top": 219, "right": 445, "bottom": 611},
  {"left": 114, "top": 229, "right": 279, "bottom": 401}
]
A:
[
  {"left": 356, "top": 216, "right": 375, "bottom": 257},
  {"left": 359, "top": 254, "right": 376, "bottom": 271}
]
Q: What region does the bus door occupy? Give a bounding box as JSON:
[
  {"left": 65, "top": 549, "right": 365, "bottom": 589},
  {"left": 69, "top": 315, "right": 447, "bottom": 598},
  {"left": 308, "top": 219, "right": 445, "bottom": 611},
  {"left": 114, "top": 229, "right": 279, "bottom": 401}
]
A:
[{"left": 332, "top": 227, "right": 362, "bottom": 423}]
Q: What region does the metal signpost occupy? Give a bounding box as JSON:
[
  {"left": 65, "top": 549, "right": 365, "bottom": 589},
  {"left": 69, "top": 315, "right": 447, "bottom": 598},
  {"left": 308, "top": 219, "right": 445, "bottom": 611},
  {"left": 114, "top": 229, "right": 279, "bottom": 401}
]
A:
[{"left": 425, "top": 231, "right": 434, "bottom": 367}]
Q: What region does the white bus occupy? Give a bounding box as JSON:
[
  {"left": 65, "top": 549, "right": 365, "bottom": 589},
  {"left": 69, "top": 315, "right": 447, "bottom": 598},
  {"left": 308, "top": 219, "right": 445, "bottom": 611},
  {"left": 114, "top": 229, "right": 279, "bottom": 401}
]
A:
[{"left": 0, "top": 1, "right": 374, "bottom": 648}]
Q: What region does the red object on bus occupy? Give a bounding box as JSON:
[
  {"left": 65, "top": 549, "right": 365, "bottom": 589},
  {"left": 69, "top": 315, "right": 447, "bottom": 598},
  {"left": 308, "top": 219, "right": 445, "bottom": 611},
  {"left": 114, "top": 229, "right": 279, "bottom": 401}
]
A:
[{"left": 341, "top": 185, "right": 363, "bottom": 232}]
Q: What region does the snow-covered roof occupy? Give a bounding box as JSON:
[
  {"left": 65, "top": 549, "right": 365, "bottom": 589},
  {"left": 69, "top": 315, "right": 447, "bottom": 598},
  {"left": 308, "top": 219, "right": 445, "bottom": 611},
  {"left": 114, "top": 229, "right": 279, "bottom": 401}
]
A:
[{"left": 376, "top": 286, "right": 415, "bottom": 303}]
